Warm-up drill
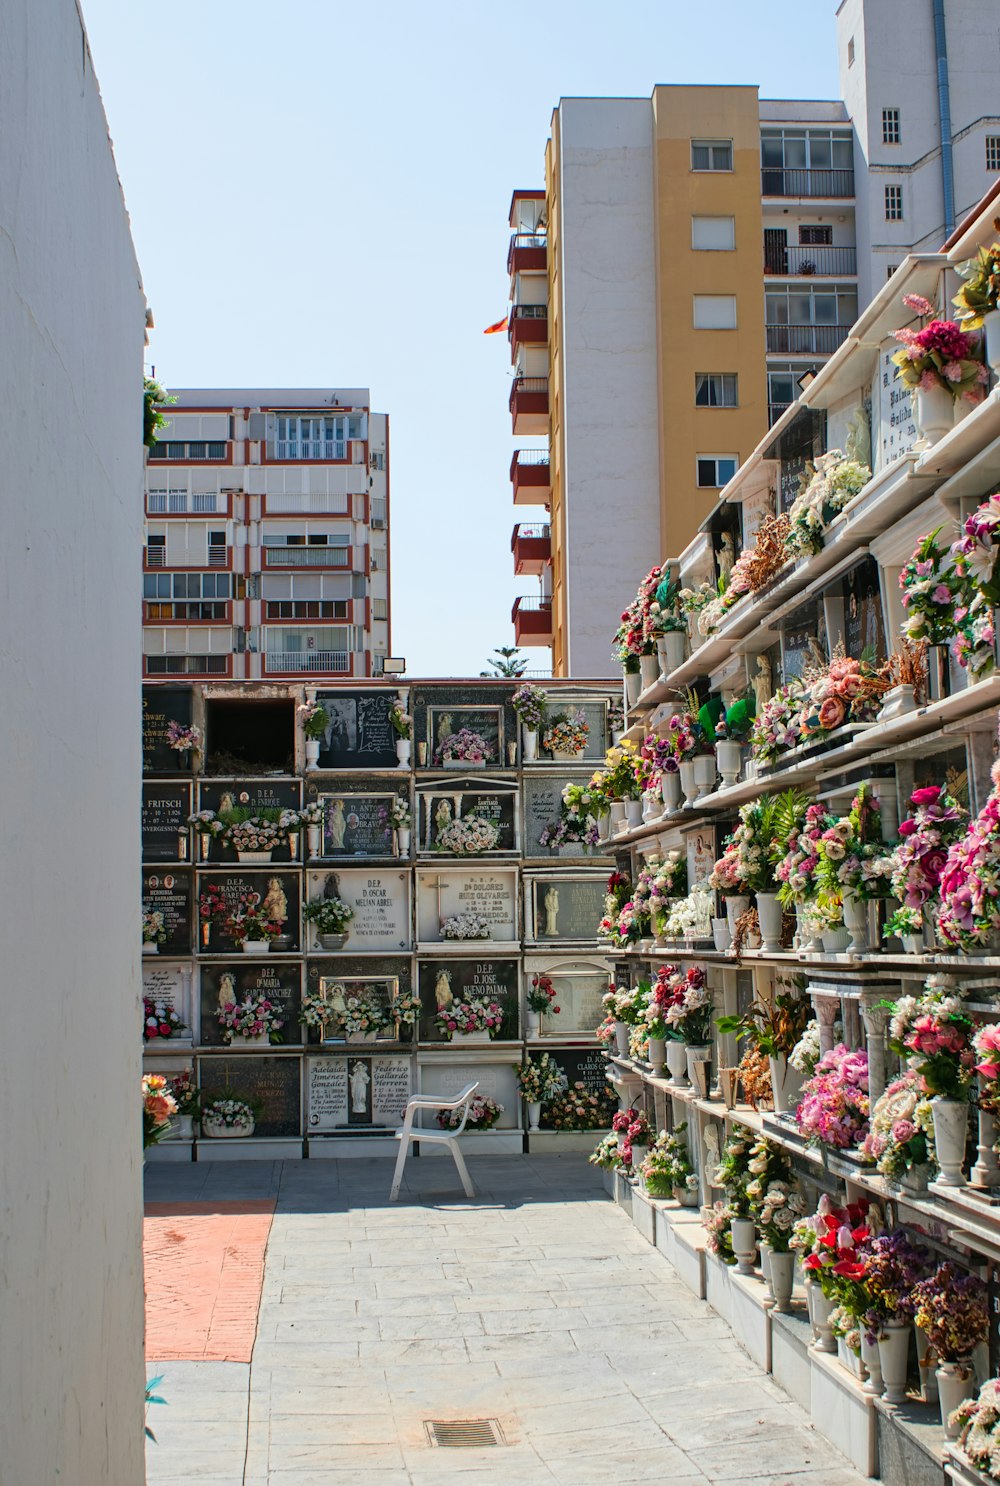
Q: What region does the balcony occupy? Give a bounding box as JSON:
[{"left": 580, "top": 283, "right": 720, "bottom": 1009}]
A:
[
  {"left": 765, "top": 324, "right": 852, "bottom": 356},
  {"left": 262, "top": 546, "right": 350, "bottom": 568},
  {"left": 511, "top": 522, "right": 551, "bottom": 576},
  {"left": 761, "top": 167, "right": 854, "bottom": 199},
  {"left": 507, "top": 232, "right": 547, "bottom": 276},
  {"left": 146, "top": 491, "right": 223, "bottom": 515},
  {"left": 510, "top": 449, "right": 551, "bottom": 505},
  {"left": 509, "top": 377, "right": 549, "bottom": 435},
  {"left": 263, "top": 650, "right": 350, "bottom": 675},
  {"left": 267, "top": 439, "right": 348, "bottom": 461},
  {"left": 763, "top": 245, "right": 858, "bottom": 277},
  {"left": 768, "top": 401, "right": 792, "bottom": 427},
  {"left": 509, "top": 303, "right": 548, "bottom": 357},
  {"left": 512, "top": 594, "right": 553, "bottom": 647}
]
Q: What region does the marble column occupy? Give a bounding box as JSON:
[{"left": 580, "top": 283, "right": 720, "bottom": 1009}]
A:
[{"left": 861, "top": 1001, "right": 891, "bottom": 1108}]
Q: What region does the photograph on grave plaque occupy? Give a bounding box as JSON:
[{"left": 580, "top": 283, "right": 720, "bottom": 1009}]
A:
[
  {"left": 531, "top": 964, "right": 609, "bottom": 1036},
  {"left": 686, "top": 829, "right": 717, "bottom": 897},
  {"left": 418, "top": 788, "right": 517, "bottom": 854},
  {"left": 427, "top": 707, "right": 503, "bottom": 768},
  {"left": 418, "top": 958, "right": 519, "bottom": 1042},
  {"left": 142, "top": 783, "right": 191, "bottom": 862},
  {"left": 306, "top": 1054, "right": 413, "bottom": 1131},
  {"left": 305, "top": 869, "right": 410, "bottom": 951},
  {"left": 314, "top": 691, "right": 398, "bottom": 771},
  {"left": 319, "top": 792, "right": 397, "bottom": 857},
  {"left": 306, "top": 976, "right": 398, "bottom": 1044},
  {"left": 197, "top": 870, "right": 301, "bottom": 953},
  {"left": 142, "top": 869, "right": 193, "bottom": 954},
  {"left": 415, "top": 868, "right": 518, "bottom": 944},
  {"left": 142, "top": 687, "right": 194, "bottom": 774},
  {"left": 198, "top": 1055, "right": 301, "bottom": 1137},
  {"left": 197, "top": 780, "right": 301, "bottom": 863},
  {"left": 529, "top": 878, "right": 606, "bottom": 941},
  {"left": 417, "top": 1061, "right": 520, "bottom": 1130},
  {"left": 842, "top": 556, "right": 886, "bottom": 663},
  {"left": 538, "top": 1046, "right": 617, "bottom": 1128},
  {"left": 200, "top": 962, "right": 302, "bottom": 1047},
  {"left": 305, "top": 955, "right": 414, "bottom": 1039}
]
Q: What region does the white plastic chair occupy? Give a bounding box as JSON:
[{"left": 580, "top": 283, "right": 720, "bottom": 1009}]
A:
[{"left": 389, "top": 1081, "right": 480, "bottom": 1202}]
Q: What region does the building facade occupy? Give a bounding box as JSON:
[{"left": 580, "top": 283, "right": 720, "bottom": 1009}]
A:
[
  {"left": 144, "top": 388, "right": 390, "bottom": 681},
  {"left": 507, "top": 0, "right": 1000, "bottom": 679}
]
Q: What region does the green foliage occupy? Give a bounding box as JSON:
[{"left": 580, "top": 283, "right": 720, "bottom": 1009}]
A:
[
  {"left": 143, "top": 377, "right": 175, "bottom": 449},
  {"left": 480, "top": 646, "right": 528, "bottom": 678},
  {"left": 145, "top": 1375, "right": 166, "bottom": 1442},
  {"left": 771, "top": 788, "right": 811, "bottom": 852}
]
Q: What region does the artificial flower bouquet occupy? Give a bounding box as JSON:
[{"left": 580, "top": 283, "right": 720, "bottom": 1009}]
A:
[
  {"left": 143, "top": 996, "right": 186, "bottom": 1040},
  {"left": 648, "top": 570, "right": 687, "bottom": 635},
  {"left": 390, "top": 795, "right": 411, "bottom": 830},
  {"left": 434, "top": 996, "right": 504, "bottom": 1040},
  {"left": 440, "top": 912, "right": 492, "bottom": 940},
  {"left": 793, "top": 1195, "right": 879, "bottom": 1303},
  {"left": 796, "top": 1043, "right": 869, "bottom": 1149},
  {"left": 774, "top": 801, "right": 834, "bottom": 909},
  {"left": 745, "top": 1136, "right": 806, "bottom": 1251},
  {"left": 527, "top": 972, "right": 559, "bottom": 1015},
  {"left": 751, "top": 681, "right": 806, "bottom": 765},
  {"left": 860, "top": 1071, "right": 935, "bottom": 1181},
  {"left": 814, "top": 786, "right": 891, "bottom": 904},
  {"left": 542, "top": 711, "right": 589, "bottom": 756},
  {"left": 900, "top": 528, "right": 970, "bottom": 646},
  {"left": 200, "top": 1097, "right": 255, "bottom": 1135},
  {"left": 660, "top": 882, "right": 714, "bottom": 941},
  {"left": 434, "top": 728, "right": 494, "bottom": 766},
  {"left": 436, "top": 815, "right": 500, "bottom": 855},
  {"left": 887, "top": 784, "right": 966, "bottom": 913},
  {"left": 598, "top": 871, "right": 650, "bottom": 947},
  {"left": 937, "top": 754, "right": 1000, "bottom": 950},
  {"left": 166, "top": 720, "right": 202, "bottom": 753},
  {"left": 225, "top": 893, "right": 283, "bottom": 947},
  {"left": 716, "top": 986, "right": 812, "bottom": 1063},
  {"left": 712, "top": 1124, "right": 755, "bottom": 1218},
  {"left": 658, "top": 965, "right": 713, "bottom": 1045},
  {"left": 639, "top": 732, "right": 680, "bottom": 796},
  {"left": 321, "top": 987, "right": 389, "bottom": 1037},
  {"left": 298, "top": 700, "right": 329, "bottom": 740},
  {"left": 589, "top": 1133, "right": 623, "bottom": 1171},
  {"left": 388, "top": 703, "right": 411, "bottom": 739},
  {"left": 913, "top": 1261, "right": 988, "bottom": 1368},
  {"left": 302, "top": 895, "right": 354, "bottom": 935},
  {"left": 612, "top": 1106, "right": 653, "bottom": 1168},
  {"left": 953, "top": 235, "right": 1000, "bottom": 327},
  {"left": 142, "top": 909, "right": 167, "bottom": 946},
  {"left": 221, "top": 813, "right": 286, "bottom": 853},
  {"left": 437, "top": 1094, "right": 503, "bottom": 1131},
  {"left": 545, "top": 1079, "right": 617, "bottom": 1130},
  {"left": 640, "top": 1123, "right": 698, "bottom": 1199},
  {"left": 142, "top": 1074, "right": 178, "bottom": 1148},
  {"left": 951, "top": 1380, "right": 1000, "bottom": 1471},
  {"left": 704, "top": 1202, "right": 738, "bottom": 1263},
  {"left": 891, "top": 293, "right": 985, "bottom": 403},
  {"left": 784, "top": 449, "right": 872, "bottom": 560},
  {"left": 169, "top": 1068, "right": 200, "bottom": 1118},
  {"left": 602, "top": 981, "right": 649, "bottom": 1027},
  {"left": 514, "top": 1050, "right": 567, "bottom": 1104},
  {"left": 715, "top": 696, "right": 756, "bottom": 745},
  {"left": 218, "top": 993, "right": 285, "bottom": 1045},
  {"left": 188, "top": 808, "right": 225, "bottom": 839},
  {"left": 888, "top": 981, "right": 976, "bottom": 1100},
  {"left": 511, "top": 683, "right": 548, "bottom": 730},
  {"left": 539, "top": 781, "right": 601, "bottom": 849}
]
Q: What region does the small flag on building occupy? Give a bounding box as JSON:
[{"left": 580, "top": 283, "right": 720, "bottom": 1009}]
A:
[{"left": 483, "top": 316, "right": 508, "bottom": 335}]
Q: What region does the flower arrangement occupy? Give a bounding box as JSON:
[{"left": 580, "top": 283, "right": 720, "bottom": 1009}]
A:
[
  {"left": 953, "top": 1379, "right": 1000, "bottom": 1472},
  {"left": 436, "top": 815, "right": 500, "bottom": 855},
  {"left": 596, "top": 741, "right": 643, "bottom": 802},
  {"left": 704, "top": 1201, "right": 737, "bottom": 1264},
  {"left": 654, "top": 964, "right": 713, "bottom": 1045},
  {"left": 440, "top": 912, "right": 492, "bottom": 941},
  {"left": 789, "top": 1017, "right": 841, "bottom": 1078},
  {"left": 660, "top": 882, "right": 714, "bottom": 941},
  {"left": 597, "top": 871, "right": 650, "bottom": 947},
  {"left": 938, "top": 754, "right": 1000, "bottom": 950},
  {"left": 302, "top": 895, "right": 354, "bottom": 935},
  {"left": 143, "top": 996, "right": 186, "bottom": 1040},
  {"left": 200, "top": 1097, "right": 255, "bottom": 1133},
  {"left": 188, "top": 808, "right": 225, "bottom": 838},
  {"left": 726, "top": 794, "right": 786, "bottom": 894},
  {"left": 796, "top": 1044, "right": 869, "bottom": 1149},
  {"left": 750, "top": 681, "right": 806, "bottom": 764},
  {"left": 589, "top": 1133, "right": 623, "bottom": 1170},
  {"left": 435, "top": 729, "right": 493, "bottom": 765},
  {"left": 784, "top": 449, "right": 872, "bottom": 560},
  {"left": 799, "top": 651, "right": 889, "bottom": 739},
  {"left": 142, "top": 909, "right": 167, "bottom": 946},
  {"left": 745, "top": 1136, "right": 806, "bottom": 1250},
  {"left": 437, "top": 1095, "right": 503, "bottom": 1131},
  {"left": 953, "top": 234, "right": 1000, "bottom": 327},
  {"left": 166, "top": 721, "right": 202, "bottom": 753},
  {"left": 641, "top": 1123, "right": 698, "bottom": 1199},
  {"left": 514, "top": 1051, "right": 567, "bottom": 1103},
  {"left": 225, "top": 891, "right": 283, "bottom": 946},
  {"left": 774, "top": 800, "right": 831, "bottom": 908},
  {"left": 545, "top": 1080, "right": 617, "bottom": 1130},
  {"left": 542, "top": 712, "right": 589, "bottom": 756},
  {"left": 708, "top": 842, "right": 751, "bottom": 896},
  {"left": 602, "top": 980, "right": 649, "bottom": 1027},
  {"left": 538, "top": 781, "right": 601, "bottom": 849},
  {"left": 434, "top": 996, "right": 504, "bottom": 1040},
  {"left": 388, "top": 703, "right": 411, "bottom": 739},
  {"left": 169, "top": 1069, "right": 200, "bottom": 1117},
  {"left": 814, "top": 786, "right": 891, "bottom": 904},
  {"left": 298, "top": 701, "right": 329, "bottom": 740},
  {"left": 198, "top": 884, "right": 229, "bottom": 934},
  {"left": 390, "top": 796, "right": 411, "bottom": 829},
  {"left": 218, "top": 994, "right": 284, "bottom": 1045},
  {"left": 527, "top": 973, "right": 559, "bottom": 1015},
  {"left": 222, "top": 814, "right": 285, "bottom": 853},
  {"left": 612, "top": 1106, "right": 654, "bottom": 1168},
  {"left": 900, "top": 528, "right": 970, "bottom": 646},
  {"left": 142, "top": 1074, "right": 178, "bottom": 1148},
  {"left": 664, "top": 709, "right": 705, "bottom": 762},
  {"left": 793, "top": 1195, "right": 878, "bottom": 1300},
  {"left": 860, "top": 1071, "right": 935, "bottom": 1179},
  {"left": 299, "top": 802, "right": 324, "bottom": 828},
  {"left": 300, "top": 986, "right": 389, "bottom": 1036},
  {"left": 511, "top": 684, "right": 548, "bottom": 729},
  {"left": 887, "top": 784, "right": 966, "bottom": 911},
  {"left": 714, "top": 695, "right": 756, "bottom": 745},
  {"left": 891, "top": 293, "right": 985, "bottom": 403},
  {"left": 639, "top": 732, "right": 679, "bottom": 794},
  {"left": 716, "top": 985, "right": 812, "bottom": 1061},
  {"left": 648, "top": 570, "right": 687, "bottom": 634},
  {"left": 637, "top": 851, "right": 687, "bottom": 934},
  {"left": 713, "top": 1124, "right": 755, "bottom": 1218},
  {"left": 697, "top": 570, "right": 753, "bottom": 637},
  {"left": 888, "top": 982, "right": 975, "bottom": 1100},
  {"left": 909, "top": 1259, "right": 986, "bottom": 1365},
  {"left": 394, "top": 993, "right": 423, "bottom": 1027},
  {"left": 861, "top": 1229, "right": 933, "bottom": 1338}
]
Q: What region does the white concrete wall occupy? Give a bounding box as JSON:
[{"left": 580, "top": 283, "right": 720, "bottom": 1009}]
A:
[
  {"left": 556, "top": 98, "right": 660, "bottom": 678},
  {"left": 0, "top": 3, "right": 146, "bottom": 1481}
]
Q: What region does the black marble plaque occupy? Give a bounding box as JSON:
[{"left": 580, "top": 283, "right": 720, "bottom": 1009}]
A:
[
  {"left": 522, "top": 770, "right": 595, "bottom": 857},
  {"left": 200, "top": 962, "right": 302, "bottom": 1047},
  {"left": 552, "top": 1047, "right": 614, "bottom": 1097},
  {"left": 198, "top": 1055, "right": 301, "bottom": 1137},
  {"left": 315, "top": 691, "right": 398, "bottom": 770},
  {"left": 142, "top": 869, "right": 192, "bottom": 954},
  {"left": 781, "top": 602, "right": 822, "bottom": 682},
  {"left": 779, "top": 452, "right": 808, "bottom": 516},
  {"left": 197, "top": 780, "right": 301, "bottom": 863},
  {"left": 419, "top": 789, "right": 516, "bottom": 853},
  {"left": 418, "top": 957, "right": 520, "bottom": 1042},
  {"left": 843, "top": 556, "right": 886, "bottom": 663},
  {"left": 427, "top": 707, "right": 503, "bottom": 768},
  {"left": 320, "top": 791, "right": 396, "bottom": 857},
  {"left": 142, "top": 783, "right": 191, "bottom": 862},
  {"left": 197, "top": 870, "right": 301, "bottom": 953},
  {"left": 531, "top": 879, "right": 606, "bottom": 940},
  {"left": 305, "top": 955, "right": 413, "bottom": 1042},
  {"left": 142, "top": 687, "right": 193, "bottom": 774}
]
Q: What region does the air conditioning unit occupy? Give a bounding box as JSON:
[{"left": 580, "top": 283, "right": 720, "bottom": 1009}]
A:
[{"left": 371, "top": 517, "right": 385, "bottom": 529}]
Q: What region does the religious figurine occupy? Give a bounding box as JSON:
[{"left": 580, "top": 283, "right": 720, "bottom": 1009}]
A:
[
  {"left": 327, "top": 799, "right": 346, "bottom": 849},
  {"left": 219, "top": 791, "right": 235, "bottom": 816},
  {"left": 322, "top": 872, "right": 341, "bottom": 901},
  {"left": 703, "top": 1125, "right": 721, "bottom": 1173},
  {"left": 543, "top": 886, "right": 560, "bottom": 937},
  {"left": 434, "top": 968, "right": 453, "bottom": 1009},
  {"left": 752, "top": 654, "right": 773, "bottom": 715},
  {"left": 436, "top": 713, "right": 453, "bottom": 745},
  {"left": 262, "top": 877, "right": 287, "bottom": 926},
  {"left": 349, "top": 1060, "right": 370, "bottom": 1114},
  {"left": 717, "top": 532, "right": 736, "bottom": 584},
  {"left": 434, "top": 799, "right": 452, "bottom": 840},
  {"left": 217, "top": 971, "right": 236, "bottom": 1013},
  {"left": 326, "top": 981, "right": 348, "bottom": 1017},
  {"left": 845, "top": 404, "right": 871, "bottom": 469},
  {"left": 806, "top": 636, "right": 827, "bottom": 671}
]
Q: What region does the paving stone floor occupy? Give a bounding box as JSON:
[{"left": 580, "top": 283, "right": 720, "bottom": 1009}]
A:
[{"left": 143, "top": 1154, "right": 867, "bottom": 1485}]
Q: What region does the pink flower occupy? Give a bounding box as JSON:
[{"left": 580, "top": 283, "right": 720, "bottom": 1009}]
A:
[
  {"left": 891, "top": 1120, "right": 916, "bottom": 1145},
  {"left": 902, "top": 294, "right": 935, "bottom": 317},
  {"left": 817, "top": 696, "right": 846, "bottom": 731}
]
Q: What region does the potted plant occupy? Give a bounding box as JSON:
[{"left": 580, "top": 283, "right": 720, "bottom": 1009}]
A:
[
  {"left": 217, "top": 992, "right": 284, "bottom": 1046},
  {"left": 434, "top": 995, "right": 504, "bottom": 1043},
  {"left": 541, "top": 710, "right": 589, "bottom": 762},
  {"left": 641, "top": 1123, "right": 699, "bottom": 1204},
  {"left": 891, "top": 293, "right": 985, "bottom": 445},
  {"left": 662, "top": 711, "right": 701, "bottom": 810},
  {"left": 166, "top": 720, "right": 201, "bottom": 771},
  {"left": 716, "top": 983, "right": 812, "bottom": 1116},
  {"left": 435, "top": 815, "right": 500, "bottom": 855},
  {"left": 525, "top": 971, "right": 559, "bottom": 1037},
  {"left": 435, "top": 728, "right": 494, "bottom": 767},
  {"left": 437, "top": 1094, "right": 504, "bottom": 1132},
  {"left": 221, "top": 811, "right": 286, "bottom": 864},
  {"left": 142, "top": 995, "right": 186, "bottom": 1042},
  {"left": 952, "top": 233, "right": 1000, "bottom": 370},
  {"left": 511, "top": 683, "right": 547, "bottom": 761},
  {"left": 389, "top": 701, "right": 412, "bottom": 767},
  {"left": 200, "top": 1096, "right": 256, "bottom": 1139},
  {"left": 298, "top": 700, "right": 329, "bottom": 769},
  {"left": 303, "top": 893, "right": 354, "bottom": 951},
  {"left": 142, "top": 909, "right": 167, "bottom": 954},
  {"left": 142, "top": 1074, "right": 178, "bottom": 1151},
  {"left": 514, "top": 1050, "right": 567, "bottom": 1132},
  {"left": 167, "top": 1069, "right": 200, "bottom": 1140}
]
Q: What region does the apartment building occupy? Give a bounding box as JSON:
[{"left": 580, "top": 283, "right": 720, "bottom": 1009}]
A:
[
  {"left": 507, "top": 0, "right": 1000, "bottom": 678},
  {"left": 143, "top": 388, "right": 390, "bottom": 680}
]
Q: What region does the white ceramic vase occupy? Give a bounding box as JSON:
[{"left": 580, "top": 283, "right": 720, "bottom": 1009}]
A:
[
  {"left": 625, "top": 799, "right": 643, "bottom": 829},
  {"left": 756, "top": 892, "right": 783, "bottom": 953},
  {"left": 647, "top": 1036, "right": 666, "bottom": 1073},
  {"left": 678, "top": 760, "right": 699, "bottom": 809},
  {"left": 527, "top": 1100, "right": 542, "bottom": 1133},
  {"left": 614, "top": 1021, "right": 630, "bottom": 1058},
  {"left": 811, "top": 1287, "right": 837, "bottom": 1353},
  {"left": 395, "top": 738, "right": 411, "bottom": 768},
  {"left": 522, "top": 726, "right": 538, "bottom": 761},
  {"left": 666, "top": 1041, "right": 688, "bottom": 1086},
  {"left": 983, "top": 308, "right": 1000, "bottom": 373},
  {"left": 768, "top": 1054, "right": 804, "bottom": 1116},
  {"left": 931, "top": 1097, "right": 970, "bottom": 1186},
  {"left": 769, "top": 1249, "right": 795, "bottom": 1313},
  {"left": 861, "top": 1333, "right": 883, "bottom": 1397},
  {"left": 610, "top": 801, "right": 627, "bottom": 834},
  {"left": 640, "top": 654, "right": 659, "bottom": 692},
  {"left": 624, "top": 671, "right": 641, "bottom": 710},
  {"left": 730, "top": 1217, "right": 757, "bottom": 1275},
  {"left": 660, "top": 769, "right": 682, "bottom": 813},
  {"left": 937, "top": 1361, "right": 976, "bottom": 1437},
  {"left": 715, "top": 739, "right": 742, "bottom": 788},
  {"left": 712, "top": 916, "right": 731, "bottom": 953},
  {"left": 693, "top": 754, "right": 717, "bottom": 800},
  {"left": 877, "top": 1321, "right": 911, "bottom": 1403},
  {"left": 396, "top": 827, "right": 411, "bottom": 855},
  {"left": 725, "top": 894, "right": 751, "bottom": 936},
  {"left": 658, "top": 630, "right": 686, "bottom": 677},
  {"left": 242, "top": 939, "right": 269, "bottom": 954},
  {"left": 915, "top": 382, "right": 954, "bottom": 446},
  {"left": 307, "top": 825, "right": 321, "bottom": 858},
  {"left": 305, "top": 738, "right": 320, "bottom": 768},
  {"left": 842, "top": 892, "right": 871, "bottom": 953}
]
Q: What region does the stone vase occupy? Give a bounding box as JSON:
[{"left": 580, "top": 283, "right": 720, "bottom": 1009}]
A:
[
  {"left": 614, "top": 1021, "right": 631, "bottom": 1058},
  {"left": 712, "top": 917, "right": 731, "bottom": 953},
  {"left": 756, "top": 892, "right": 784, "bottom": 953},
  {"left": 877, "top": 1320, "right": 911, "bottom": 1403},
  {"left": 915, "top": 382, "right": 955, "bottom": 447},
  {"left": 307, "top": 824, "right": 321, "bottom": 857},
  {"left": 666, "top": 1041, "right": 688, "bottom": 1086},
  {"left": 812, "top": 1287, "right": 837, "bottom": 1353},
  {"left": 730, "top": 1217, "right": 757, "bottom": 1275},
  {"left": 624, "top": 671, "right": 641, "bottom": 710},
  {"left": 931, "top": 1097, "right": 970, "bottom": 1186},
  {"left": 693, "top": 754, "right": 717, "bottom": 800},
  {"left": 640, "top": 654, "right": 659, "bottom": 692},
  {"left": 678, "top": 760, "right": 699, "bottom": 809},
  {"left": 647, "top": 1036, "right": 666, "bottom": 1073},
  {"left": 983, "top": 308, "right": 1000, "bottom": 373},
  {"left": 610, "top": 801, "right": 627, "bottom": 834},
  {"left": 842, "top": 892, "right": 872, "bottom": 953},
  {"left": 769, "top": 1249, "right": 795, "bottom": 1313},
  {"left": 660, "top": 770, "right": 682, "bottom": 813},
  {"left": 768, "top": 1055, "right": 803, "bottom": 1116},
  {"left": 937, "top": 1360, "right": 976, "bottom": 1437},
  {"left": 658, "top": 630, "right": 686, "bottom": 676},
  {"left": 624, "top": 799, "right": 643, "bottom": 829},
  {"left": 861, "top": 1333, "right": 884, "bottom": 1397},
  {"left": 395, "top": 738, "right": 411, "bottom": 768},
  {"left": 685, "top": 1045, "right": 712, "bottom": 1097},
  {"left": 725, "top": 895, "right": 751, "bottom": 936},
  {"left": 305, "top": 738, "right": 320, "bottom": 768},
  {"left": 241, "top": 939, "right": 270, "bottom": 954},
  {"left": 396, "top": 827, "right": 411, "bottom": 855},
  {"left": 715, "top": 739, "right": 742, "bottom": 788},
  {"left": 527, "top": 1100, "right": 542, "bottom": 1133},
  {"left": 522, "top": 725, "right": 538, "bottom": 762}
]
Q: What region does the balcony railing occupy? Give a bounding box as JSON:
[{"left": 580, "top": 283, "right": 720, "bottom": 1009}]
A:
[
  {"left": 764, "top": 245, "right": 858, "bottom": 277},
  {"left": 146, "top": 492, "right": 222, "bottom": 515},
  {"left": 761, "top": 167, "right": 854, "bottom": 198},
  {"left": 768, "top": 401, "right": 792, "bottom": 426},
  {"left": 263, "top": 650, "right": 350, "bottom": 674},
  {"left": 268, "top": 440, "right": 347, "bottom": 461},
  {"left": 512, "top": 523, "right": 550, "bottom": 541},
  {"left": 510, "top": 304, "right": 547, "bottom": 320},
  {"left": 765, "top": 324, "right": 852, "bottom": 356},
  {"left": 507, "top": 232, "right": 548, "bottom": 275},
  {"left": 263, "top": 492, "right": 351, "bottom": 515},
  {"left": 262, "top": 546, "right": 350, "bottom": 567}
]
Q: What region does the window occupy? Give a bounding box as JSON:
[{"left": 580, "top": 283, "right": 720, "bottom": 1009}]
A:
[
  {"left": 691, "top": 215, "right": 735, "bottom": 250},
  {"left": 799, "top": 225, "right": 832, "bottom": 246},
  {"left": 887, "top": 263, "right": 898, "bottom": 281},
  {"left": 146, "top": 535, "right": 165, "bottom": 567},
  {"left": 691, "top": 138, "right": 732, "bottom": 172},
  {"left": 885, "top": 184, "right": 903, "bottom": 220},
  {"left": 370, "top": 450, "right": 385, "bottom": 471},
  {"left": 372, "top": 598, "right": 388, "bottom": 621},
  {"left": 370, "top": 548, "right": 386, "bottom": 572},
  {"left": 270, "top": 414, "right": 365, "bottom": 461},
  {"left": 147, "top": 440, "right": 227, "bottom": 461},
  {"left": 882, "top": 108, "right": 900, "bottom": 145},
  {"left": 696, "top": 456, "right": 738, "bottom": 489},
  {"left": 847, "top": 35, "right": 855, "bottom": 66},
  {"left": 987, "top": 136, "right": 1000, "bottom": 171},
  {"left": 146, "top": 655, "right": 227, "bottom": 675},
  {"left": 760, "top": 129, "right": 854, "bottom": 194},
  {"left": 693, "top": 295, "right": 737, "bottom": 330},
  {"left": 695, "top": 374, "right": 738, "bottom": 408},
  {"left": 767, "top": 366, "right": 797, "bottom": 422}
]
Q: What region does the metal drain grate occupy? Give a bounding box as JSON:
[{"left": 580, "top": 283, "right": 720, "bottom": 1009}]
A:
[{"left": 424, "top": 1418, "right": 505, "bottom": 1448}]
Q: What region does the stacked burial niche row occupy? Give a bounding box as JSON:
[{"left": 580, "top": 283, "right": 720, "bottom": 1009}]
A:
[{"left": 141, "top": 678, "right": 620, "bottom": 1157}]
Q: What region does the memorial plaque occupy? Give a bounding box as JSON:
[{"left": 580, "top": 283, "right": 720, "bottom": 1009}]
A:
[
  {"left": 142, "top": 868, "right": 192, "bottom": 955},
  {"left": 418, "top": 1061, "right": 519, "bottom": 1129},
  {"left": 197, "top": 870, "right": 301, "bottom": 953},
  {"left": 686, "top": 828, "right": 717, "bottom": 894},
  {"left": 306, "top": 1053, "right": 414, "bottom": 1130},
  {"left": 877, "top": 339, "right": 918, "bottom": 467},
  {"left": 142, "top": 687, "right": 193, "bottom": 774},
  {"left": 305, "top": 956, "right": 414, "bottom": 1042},
  {"left": 779, "top": 452, "right": 808, "bottom": 516},
  {"left": 142, "top": 963, "right": 189, "bottom": 1034},
  {"left": 199, "top": 1055, "right": 301, "bottom": 1137},
  {"left": 781, "top": 602, "right": 822, "bottom": 683},
  {"left": 843, "top": 557, "right": 885, "bottom": 663},
  {"left": 310, "top": 975, "right": 397, "bottom": 1044},
  {"left": 197, "top": 780, "right": 301, "bottom": 863},
  {"left": 416, "top": 869, "right": 518, "bottom": 943},
  {"left": 536, "top": 967, "right": 609, "bottom": 1035},
  {"left": 320, "top": 791, "right": 396, "bottom": 857},
  {"left": 529, "top": 878, "right": 605, "bottom": 941},
  {"left": 200, "top": 962, "right": 303, "bottom": 1047},
  {"left": 538, "top": 1046, "right": 617, "bottom": 1128},
  {"left": 373, "top": 1057, "right": 413, "bottom": 1125},
  {"left": 315, "top": 691, "right": 398, "bottom": 771},
  {"left": 142, "top": 783, "right": 191, "bottom": 862},
  {"left": 418, "top": 788, "right": 516, "bottom": 853},
  {"left": 418, "top": 958, "right": 519, "bottom": 1042},
  {"left": 545, "top": 699, "right": 608, "bottom": 761},
  {"left": 522, "top": 770, "right": 597, "bottom": 858},
  {"left": 305, "top": 869, "right": 410, "bottom": 951},
  {"left": 427, "top": 707, "right": 503, "bottom": 768}
]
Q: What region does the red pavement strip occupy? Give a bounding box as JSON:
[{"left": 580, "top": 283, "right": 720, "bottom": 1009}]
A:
[{"left": 144, "top": 1200, "right": 276, "bottom": 1362}]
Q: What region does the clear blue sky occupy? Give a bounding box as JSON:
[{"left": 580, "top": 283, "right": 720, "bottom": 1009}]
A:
[{"left": 82, "top": 0, "right": 840, "bottom": 677}]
